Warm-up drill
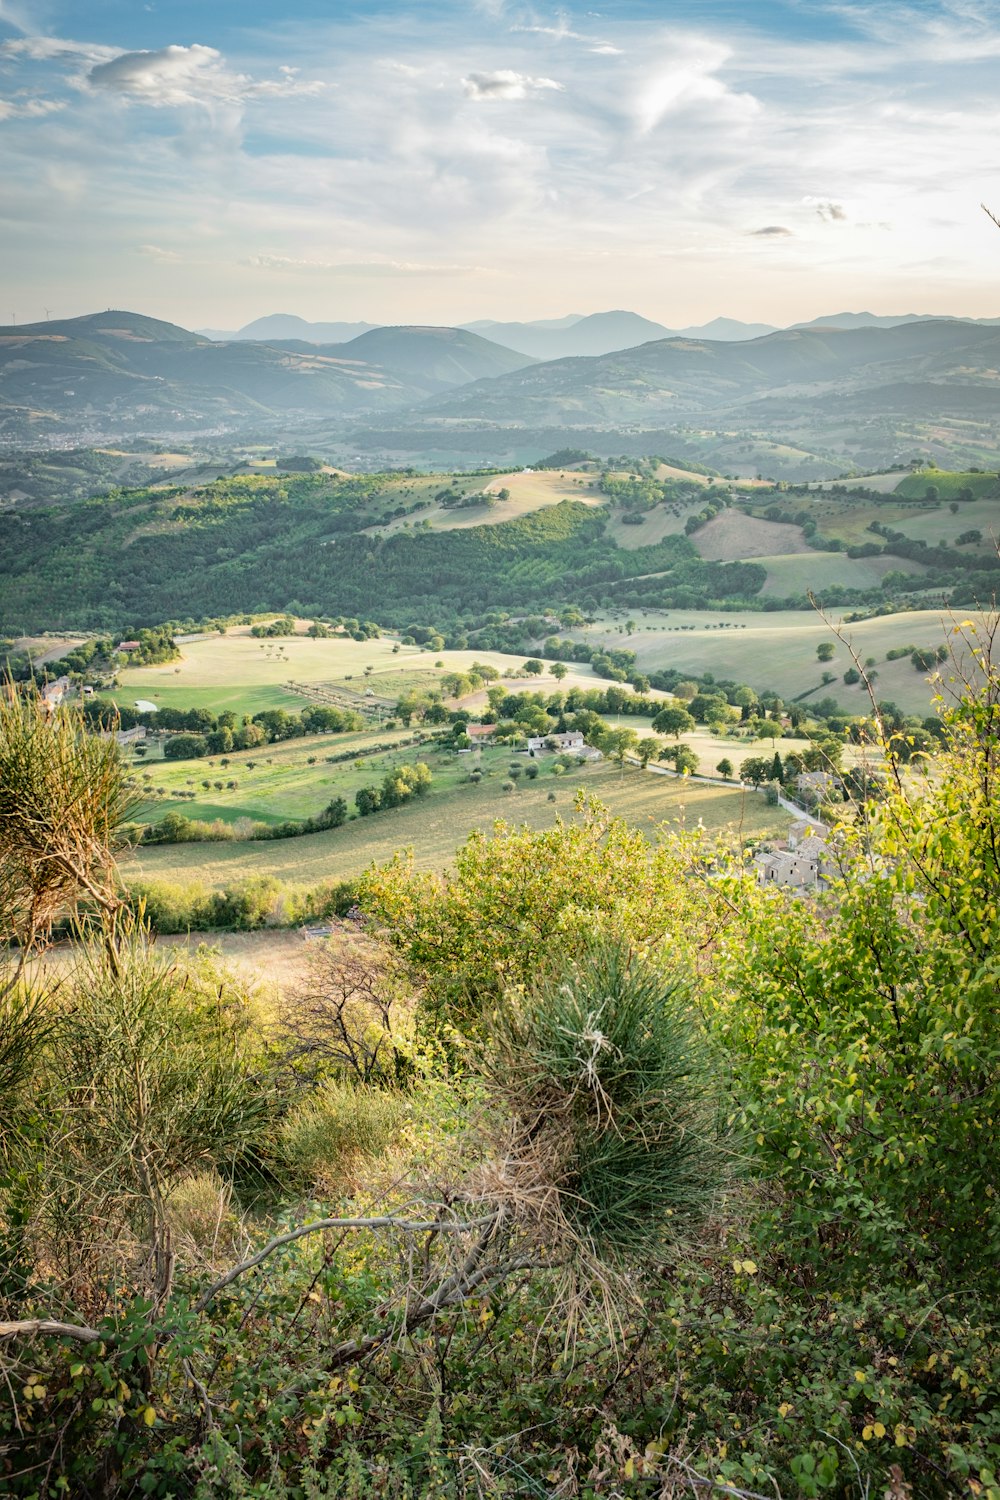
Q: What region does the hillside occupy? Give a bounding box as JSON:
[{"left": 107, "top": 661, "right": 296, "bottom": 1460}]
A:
[
  {"left": 0, "top": 312, "right": 526, "bottom": 441},
  {"left": 328, "top": 325, "right": 532, "bottom": 390},
  {"left": 424, "top": 320, "right": 1000, "bottom": 427}
]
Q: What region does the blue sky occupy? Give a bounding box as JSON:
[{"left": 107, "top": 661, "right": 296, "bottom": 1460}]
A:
[{"left": 1, "top": 0, "right": 999, "bottom": 329}]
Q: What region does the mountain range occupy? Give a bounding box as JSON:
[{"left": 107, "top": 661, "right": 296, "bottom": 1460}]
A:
[
  {"left": 2, "top": 309, "right": 999, "bottom": 455},
  {"left": 0, "top": 313, "right": 531, "bottom": 441},
  {"left": 199, "top": 307, "right": 1000, "bottom": 361}
]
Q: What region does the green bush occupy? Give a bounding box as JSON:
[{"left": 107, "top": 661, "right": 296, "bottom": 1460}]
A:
[
  {"left": 487, "top": 940, "right": 733, "bottom": 1263},
  {"left": 278, "top": 1080, "right": 409, "bottom": 1188}
]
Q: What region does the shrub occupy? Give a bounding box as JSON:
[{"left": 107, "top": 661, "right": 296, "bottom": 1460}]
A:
[
  {"left": 278, "top": 1081, "right": 408, "bottom": 1189},
  {"left": 486, "top": 941, "right": 732, "bottom": 1263}
]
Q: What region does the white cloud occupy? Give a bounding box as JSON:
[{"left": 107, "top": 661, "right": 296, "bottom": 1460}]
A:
[
  {"left": 0, "top": 94, "right": 64, "bottom": 119},
  {"left": 632, "top": 41, "right": 760, "bottom": 135},
  {"left": 2, "top": 35, "right": 116, "bottom": 63},
  {"left": 86, "top": 43, "right": 324, "bottom": 108},
  {"left": 138, "top": 243, "right": 181, "bottom": 261},
  {"left": 462, "top": 69, "right": 564, "bottom": 100}
]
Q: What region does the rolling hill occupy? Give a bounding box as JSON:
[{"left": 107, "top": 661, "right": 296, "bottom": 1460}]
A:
[
  {"left": 0, "top": 311, "right": 528, "bottom": 438},
  {"left": 423, "top": 319, "right": 1000, "bottom": 427}
]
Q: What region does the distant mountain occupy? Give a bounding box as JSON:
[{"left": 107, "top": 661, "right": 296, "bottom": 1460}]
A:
[
  {"left": 465, "top": 314, "right": 584, "bottom": 335},
  {"left": 791, "top": 310, "right": 1000, "bottom": 332},
  {"left": 199, "top": 313, "right": 380, "bottom": 343},
  {"left": 458, "top": 310, "right": 674, "bottom": 361},
  {"left": 423, "top": 319, "right": 1000, "bottom": 428},
  {"left": 329, "top": 325, "right": 533, "bottom": 390},
  {"left": 673, "top": 317, "right": 778, "bottom": 341}
]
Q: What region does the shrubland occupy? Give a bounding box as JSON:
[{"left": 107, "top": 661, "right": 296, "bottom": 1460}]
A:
[{"left": 0, "top": 618, "right": 997, "bottom": 1498}]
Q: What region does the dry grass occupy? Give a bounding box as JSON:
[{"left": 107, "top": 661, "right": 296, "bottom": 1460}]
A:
[
  {"left": 124, "top": 761, "right": 789, "bottom": 892},
  {"left": 692, "top": 510, "right": 812, "bottom": 561}
]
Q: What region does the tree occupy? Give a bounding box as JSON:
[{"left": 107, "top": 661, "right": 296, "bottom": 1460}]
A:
[
  {"left": 163, "top": 733, "right": 208, "bottom": 761},
  {"left": 523, "top": 659, "right": 544, "bottom": 676},
  {"left": 672, "top": 744, "right": 699, "bottom": 776},
  {"left": 355, "top": 786, "right": 381, "bottom": 816},
  {"left": 550, "top": 661, "right": 568, "bottom": 681},
  {"left": 637, "top": 737, "right": 660, "bottom": 769},
  {"left": 739, "top": 755, "right": 769, "bottom": 786},
  {"left": 816, "top": 642, "right": 835, "bottom": 662},
  {"left": 716, "top": 757, "right": 734, "bottom": 780},
  {"left": 598, "top": 726, "right": 639, "bottom": 774},
  {"left": 651, "top": 705, "right": 695, "bottom": 739}
]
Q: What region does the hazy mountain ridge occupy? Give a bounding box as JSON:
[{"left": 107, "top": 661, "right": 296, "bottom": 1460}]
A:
[
  {"left": 199, "top": 306, "right": 1000, "bottom": 359},
  {"left": 422, "top": 319, "right": 1000, "bottom": 427},
  {"left": 0, "top": 312, "right": 530, "bottom": 437},
  {"left": 4, "top": 309, "right": 999, "bottom": 458}
]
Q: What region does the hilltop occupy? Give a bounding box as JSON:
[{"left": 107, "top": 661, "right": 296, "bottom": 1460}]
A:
[{"left": 0, "top": 312, "right": 529, "bottom": 441}]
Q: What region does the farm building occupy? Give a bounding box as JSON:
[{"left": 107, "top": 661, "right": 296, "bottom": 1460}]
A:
[{"left": 754, "top": 846, "right": 820, "bottom": 888}]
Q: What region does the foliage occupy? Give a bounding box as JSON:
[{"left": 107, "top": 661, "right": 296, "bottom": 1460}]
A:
[
  {"left": 0, "top": 688, "right": 137, "bottom": 954},
  {"left": 486, "top": 940, "right": 733, "bottom": 1263}
]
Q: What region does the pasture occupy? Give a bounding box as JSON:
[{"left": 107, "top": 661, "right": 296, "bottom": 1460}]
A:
[
  {"left": 117, "top": 626, "right": 614, "bottom": 720},
  {"left": 569, "top": 606, "right": 972, "bottom": 715},
  {"left": 756, "top": 551, "right": 927, "bottom": 598},
  {"left": 693, "top": 510, "right": 811, "bottom": 561},
  {"left": 365, "top": 468, "right": 605, "bottom": 537},
  {"left": 125, "top": 759, "right": 790, "bottom": 892}
]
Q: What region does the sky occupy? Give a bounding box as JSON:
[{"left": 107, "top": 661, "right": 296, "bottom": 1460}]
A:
[{"left": 1, "top": 0, "right": 999, "bottom": 331}]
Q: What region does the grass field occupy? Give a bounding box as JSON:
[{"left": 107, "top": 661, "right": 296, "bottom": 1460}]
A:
[
  {"left": 884, "top": 495, "right": 998, "bottom": 548},
  {"left": 569, "top": 606, "right": 977, "bottom": 715},
  {"left": 118, "top": 628, "right": 613, "bottom": 719},
  {"left": 816, "top": 471, "right": 911, "bottom": 494},
  {"left": 693, "top": 511, "right": 811, "bottom": 561},
  {"left": 606, "top": 499, "right": 704, "bottom": 550},
  {"left": 757, "top": 551, "right": 927, "bottom": 598},
  {"left": 892, "top": 469, "right": 999, "bottom": 501},
  {"left": 125, "top": 759, "right": 790, "bottom": 892},
  {"left": 365, "top": 468, "right": 605, "bottom": 537},
  {"left": 31, "top": 928, "right": 315, "bottom": 1001}
]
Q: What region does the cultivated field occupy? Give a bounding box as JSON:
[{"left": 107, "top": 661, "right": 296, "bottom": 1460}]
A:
[
  {"left": 125, "top": 759, "right": 790, "bottom": 891},
  {"left": 693, "top": 510, "right": 812, "bottom": 561},
  {"left": 118, "top": 627, "right": 613, "bottom": 720},
  {"left": 365, "top": 468, "right": 605, "bottom": 536},
  {"left": 570, "top": 606, "right": 975, "bottom": 715}
]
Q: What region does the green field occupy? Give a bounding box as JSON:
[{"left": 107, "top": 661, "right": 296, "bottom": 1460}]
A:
[
  {"left": 757, "top": 551, "right": 927, "bottom": 597},
  {"left": 570, "top": 606, "right": 977, "bottom": 715},
  {"left": 125, "top": 758, "right": 789, "bottom": 891},
  {"left": 118, "top": 628, "right": 615, "bottom": 720},
  {"left": 892, "top": 469, "right": 999, "bottom": 501}
]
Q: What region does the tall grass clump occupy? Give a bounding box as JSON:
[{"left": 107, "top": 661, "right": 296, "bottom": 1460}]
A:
[
  {"left": 486, "top": 940, "right": 733, "bottom": 1265},
  {"left": 0, "top": 687, "right": 137, "bottom": 957}
]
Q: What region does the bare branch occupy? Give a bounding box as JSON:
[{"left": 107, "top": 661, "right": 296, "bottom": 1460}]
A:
[
  {"left": 190, "top": 1211, "right": 500, "bottom": 1316},
  {"left": 0, "top": 1318, "right": 105, "bottom": 1344}
]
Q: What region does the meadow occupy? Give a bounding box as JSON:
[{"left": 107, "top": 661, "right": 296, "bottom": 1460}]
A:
[
  {"left": 118, "top": 627, "right": 615, "bottom": 719},
  {"left": 363, "top": 467, "right": 605, "bottom": 537},
  {"left": 573, "top": 605, "right": 968, "bottom": 715},
  {"left": 126, "top": 757, "right": 789, "bottom": 891}
]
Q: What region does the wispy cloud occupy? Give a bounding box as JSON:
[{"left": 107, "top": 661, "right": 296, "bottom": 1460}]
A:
[
  {"left": 247, "top": 255, "right": 481, "bottom": 277},
  {"left": 87, "top": 44, "right": 323, "bottom": 108}
]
